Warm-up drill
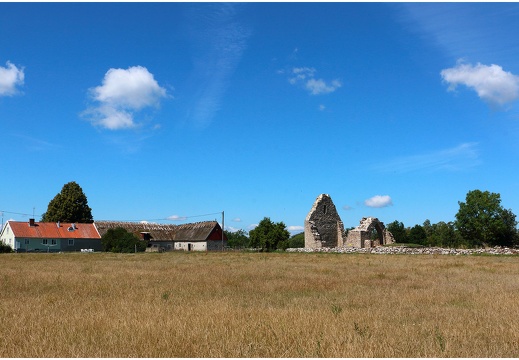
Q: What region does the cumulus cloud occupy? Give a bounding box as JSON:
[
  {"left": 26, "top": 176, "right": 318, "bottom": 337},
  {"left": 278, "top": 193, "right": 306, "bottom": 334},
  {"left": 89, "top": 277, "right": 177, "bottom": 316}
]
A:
[
  {"left": 365, "top": 195, "right": 393, "bottom": 208},
  {"left": 85, "top": 66, "right": 167, "bottom": 130},
  {"left": 288, "top": 67, "right": 341, "bottom": 95},
  {"left": 0, "top": 61, "right": 24, "bottom": 96},
  {"left": 441, "top": 61, "right": 519, "bottom": 106}
]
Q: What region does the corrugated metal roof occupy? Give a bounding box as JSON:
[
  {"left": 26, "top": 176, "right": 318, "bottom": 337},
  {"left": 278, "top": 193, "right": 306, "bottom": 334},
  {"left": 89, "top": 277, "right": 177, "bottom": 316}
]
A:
[
  {"left": 8, "top": 221, "right": 101, "bottom": 239},
  {"left": 94, "top": 221, "right": 226, "bottom": 242}
]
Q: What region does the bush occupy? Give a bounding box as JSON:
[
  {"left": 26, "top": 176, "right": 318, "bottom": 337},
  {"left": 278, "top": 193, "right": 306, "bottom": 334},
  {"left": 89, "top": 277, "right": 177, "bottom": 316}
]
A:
[
  {"left": 0, "top": 242, "right": 12, "bottom": 253},
  {"left": 101, "top": 227, "right": 146, "bottom": 253}
]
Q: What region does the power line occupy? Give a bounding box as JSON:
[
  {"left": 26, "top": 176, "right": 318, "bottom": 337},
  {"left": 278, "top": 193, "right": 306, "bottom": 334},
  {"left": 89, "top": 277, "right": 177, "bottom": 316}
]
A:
[{"left": 0, "top": 210, "right": 41, "bottom": 217}]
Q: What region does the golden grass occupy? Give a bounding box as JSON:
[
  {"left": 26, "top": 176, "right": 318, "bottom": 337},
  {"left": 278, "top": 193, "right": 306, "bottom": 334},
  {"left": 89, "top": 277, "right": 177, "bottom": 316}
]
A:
[{"left": 1, "top": 251, "right": 519, "bottom": 357}]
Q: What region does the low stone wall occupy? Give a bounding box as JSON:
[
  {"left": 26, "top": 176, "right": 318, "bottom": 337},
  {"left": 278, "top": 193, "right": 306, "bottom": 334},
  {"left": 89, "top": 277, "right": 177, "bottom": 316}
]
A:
[{"left": 286, "top": 246, "right": 519, "bottom": 255}]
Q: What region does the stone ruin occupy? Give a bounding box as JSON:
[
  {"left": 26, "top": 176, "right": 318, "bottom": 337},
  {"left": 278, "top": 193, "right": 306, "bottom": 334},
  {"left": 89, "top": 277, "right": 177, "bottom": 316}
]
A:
[{"left": 304, "top": 194, "right": 395, "bottom": 249}]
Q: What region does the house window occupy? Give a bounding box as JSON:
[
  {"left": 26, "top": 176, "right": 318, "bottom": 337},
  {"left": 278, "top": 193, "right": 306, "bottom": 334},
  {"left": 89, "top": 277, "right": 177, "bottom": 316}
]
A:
[
  {"left": 42, "top": 239, "right": 48, "bottom": 245},
  {"left": 51, "top": 239, "right": 57, "bottom": 245},
  {"left": 68, "top": 239, "right": 74, "bottom": 246},
  {"left": 25, "top": 239, "right": 30, "bottom": 245}
]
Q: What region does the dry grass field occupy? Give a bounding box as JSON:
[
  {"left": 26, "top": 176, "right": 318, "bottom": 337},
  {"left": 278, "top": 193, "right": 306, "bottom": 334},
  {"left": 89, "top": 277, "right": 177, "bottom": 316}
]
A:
[{"left": 1, "top": 251, "right": 519, "bottom": 357}]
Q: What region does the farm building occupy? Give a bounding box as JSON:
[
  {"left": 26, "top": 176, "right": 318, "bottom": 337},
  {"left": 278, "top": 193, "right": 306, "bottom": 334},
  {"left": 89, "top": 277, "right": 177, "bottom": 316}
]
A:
[
  {"left": 0, "top": 219, "right": 101, "bottom": 252},
  {"left": 94, "top": 220, "right": 227, "bottom": 251}
]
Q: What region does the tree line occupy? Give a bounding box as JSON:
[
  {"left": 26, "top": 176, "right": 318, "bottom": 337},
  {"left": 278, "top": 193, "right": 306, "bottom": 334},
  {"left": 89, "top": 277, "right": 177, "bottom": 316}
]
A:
[
  {"left": 20, "top": 182, "right": 519, "bottom": 252},
  {"left": 387, "top": 190, "right": 518, "bottom": 248}
]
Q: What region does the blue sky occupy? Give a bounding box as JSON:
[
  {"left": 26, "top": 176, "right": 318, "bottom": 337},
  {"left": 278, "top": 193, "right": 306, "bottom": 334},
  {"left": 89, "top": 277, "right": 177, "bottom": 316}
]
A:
[{"left": 1, "top": 2, "right": 519, "bottom": 234}]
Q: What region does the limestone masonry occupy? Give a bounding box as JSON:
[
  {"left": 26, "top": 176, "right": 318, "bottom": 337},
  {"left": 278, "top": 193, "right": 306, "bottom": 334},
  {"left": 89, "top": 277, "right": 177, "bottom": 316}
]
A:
[{"left": 304, "top": 194, "right": 395, "bottom": 249}]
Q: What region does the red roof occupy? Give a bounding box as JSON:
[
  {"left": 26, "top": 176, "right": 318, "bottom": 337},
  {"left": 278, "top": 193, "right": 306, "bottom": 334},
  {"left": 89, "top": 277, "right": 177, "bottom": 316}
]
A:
[{"left": 8, "top": 221, "right": 101, "bottom": 239}]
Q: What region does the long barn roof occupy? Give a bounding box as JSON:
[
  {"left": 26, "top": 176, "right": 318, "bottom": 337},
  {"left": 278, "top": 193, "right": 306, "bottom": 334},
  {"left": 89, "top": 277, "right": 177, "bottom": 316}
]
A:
[{"left": 94, "top": 221, "right": 224, "bottom": 242}]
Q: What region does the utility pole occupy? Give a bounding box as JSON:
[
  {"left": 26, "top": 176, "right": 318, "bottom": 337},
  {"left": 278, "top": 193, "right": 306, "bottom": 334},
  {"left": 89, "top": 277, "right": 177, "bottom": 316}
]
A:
[{"left": 221, "top": 210, "right": 224, "bottom": 251}]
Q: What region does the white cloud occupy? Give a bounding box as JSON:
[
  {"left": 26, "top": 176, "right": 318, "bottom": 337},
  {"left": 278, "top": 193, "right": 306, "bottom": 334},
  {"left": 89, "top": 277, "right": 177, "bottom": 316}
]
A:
[
  {"left": 0, "top": 61, "right": 24, "bottom": 96},
  {"left": 247, "top": 223, "right": 258, "bottom": 231},
  {"left": 232, "top": 217, "right": 241, "bottom": 222},
  {"left": 167, "top": 215, "right": 187, "bottom": 221},
  {"left": 305, "top": 78, "right": 342, "bottom": 95},
  {"left": 85, "top": 66, "right": 167, "bottom": 130},
  {"left": 288, "top": 67, "right": 341, "bottom": 95},
  {"left": 441, "top": 61, "right": 519, "bottom": 106},
  {"left": 365, "top": 195, "right": 393, "bottom": 208},
  {"left": 225, "top": 226, "right": 242, "bottom": 233},
  {"left": 342, "top": 205, "right": 354, "bottom": 211},
  {"left": 287, "top": 225, "right": 304, "bottom": 233}
]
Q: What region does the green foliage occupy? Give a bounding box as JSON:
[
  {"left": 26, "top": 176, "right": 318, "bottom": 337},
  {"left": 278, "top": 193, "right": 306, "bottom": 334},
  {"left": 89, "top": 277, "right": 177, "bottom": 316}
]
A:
[
  {"left": 0, "top": 242, "right": 12, "bottom": 253},
  {"left": 427, "top": 221, "right": 464, "bottom": 248},
  {"left": 455, "top": 190, "right": 518, "bottom": 247},
  {"left": 101, "top": 227, "right": 146, "bottom": 253},
  {"left": 41, "top": 181, "right": 93, "bottom": 223},
  {"left": 224, "top": 229, "right": 250, "bottom": 249},
  {"left": 287, "top": 232, "right": 305, "bottom": 248},
  {"left": 249, "top": 217, "right": 290, "bottom": 251},
  {"left": 387, "top": 221, "right": 407, "bottom": 243},
  {"left": 408, "top": 224, "right": 427, "bottom": 246}
]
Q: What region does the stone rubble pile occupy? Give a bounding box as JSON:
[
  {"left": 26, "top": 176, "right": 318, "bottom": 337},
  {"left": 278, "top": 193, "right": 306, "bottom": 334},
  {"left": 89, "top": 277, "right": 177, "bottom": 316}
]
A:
[{"left": 286, "top": 246, "right": 519, "bottom": 255}]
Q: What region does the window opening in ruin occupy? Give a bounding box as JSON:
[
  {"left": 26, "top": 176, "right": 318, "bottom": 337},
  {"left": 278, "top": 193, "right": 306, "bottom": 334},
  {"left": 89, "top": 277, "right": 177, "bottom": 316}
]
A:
[{"left": 323, "top": 205, "right": 327, "bottom": 214}]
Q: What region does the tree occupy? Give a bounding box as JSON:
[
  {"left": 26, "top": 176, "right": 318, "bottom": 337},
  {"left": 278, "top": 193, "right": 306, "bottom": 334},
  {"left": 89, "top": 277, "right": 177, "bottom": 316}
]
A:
[
  {"left": 41, "top": 181, "right": 93, "bottom": 223},
  {"left": 386, "top": 220, "right": 407, "bottom": 243},
  {"left": 101, "top": 227, "right": 146, "bottom": 253},
  {"left": 428, "top": 221, "right": 463, "bottom": 248},
  {"left": 287, "top": 232, "right": 305, "bottom": 248},
  {"left": 408, "top": 224, "right": 427, "bottom": 246},
  {"left": 224, "top": 229, "right": 250, "bottom": 249},
  {"left": 249, "top": 217, "right": 290, "bottom": 251},
  {"left": 455, "top": 190, "right": 518, "bottom": 247}
]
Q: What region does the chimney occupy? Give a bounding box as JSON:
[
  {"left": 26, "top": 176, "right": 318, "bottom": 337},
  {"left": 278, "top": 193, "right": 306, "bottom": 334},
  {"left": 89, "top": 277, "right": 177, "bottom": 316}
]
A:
[
  {"left": 57, "top": 221, "right": 60, "bottom": 228},
  {"left": 29, "top": 218, "right": 35, "bottom": 227}
]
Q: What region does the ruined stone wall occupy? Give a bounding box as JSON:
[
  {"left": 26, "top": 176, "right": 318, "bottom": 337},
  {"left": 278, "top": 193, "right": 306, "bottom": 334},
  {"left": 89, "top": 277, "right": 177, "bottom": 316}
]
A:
[
  {"left": 344, "top": 217, "right": 395, "bottom": 248},
  {"left": 304, "top": 194, "right": 344, "bottom": 249}
]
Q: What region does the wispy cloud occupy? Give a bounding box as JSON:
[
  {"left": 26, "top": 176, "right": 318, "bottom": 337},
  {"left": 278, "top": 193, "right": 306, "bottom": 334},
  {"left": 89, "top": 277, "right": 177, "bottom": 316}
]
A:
[
  {"left": 84, "top": 66, "right": 167, "bottom": 130},
  {"left": 185, "top": 3, "right": 251, "bottom": 127},
  {"left": 342, "top": 205, "right": 354, "bottom": 211},
  {"left": 365, "top": 195, "right": 393, "bottom": 208},
  {"left": 232, "top": 217, "right": 242, "bottom": 222},
  {"left": 288, "top": 67, "right": 342, "bottom": 95},
  {"left": 225, "top": 226, "right": 242, "bottom": 233},
  {"left": 397, "top": 3, "right": 519, "bottom": 64},
  {"left": 12, "top": 134, "right": 59, "bottom": 152},
  {"left": 441, "top": 61, "right": 519, "bottom": 107},
  {"left": 373, "top": 142, "right": 480, "bottom": 173},
  {"left": 167, "top": 215, "right": 188, "bottom": 221},
  {"left": 287, "top": 225, "right": 304, "bottom": 233},
  {"left": 0, "top": 61, "right": 24, "bottom": 96}
]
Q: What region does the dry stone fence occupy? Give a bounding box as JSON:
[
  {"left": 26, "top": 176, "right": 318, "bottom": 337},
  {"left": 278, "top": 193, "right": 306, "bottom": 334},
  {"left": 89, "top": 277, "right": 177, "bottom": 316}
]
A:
[{"left": 304, "top": 194, "right": 395, "bottom": 249}]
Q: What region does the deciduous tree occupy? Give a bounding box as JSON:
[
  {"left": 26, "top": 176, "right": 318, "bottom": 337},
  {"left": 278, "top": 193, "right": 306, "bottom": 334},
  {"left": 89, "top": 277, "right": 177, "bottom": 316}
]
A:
[
  {"left": 224, "top": 229, "right": 250, "bottom": 249},
  {"left": 455, "top": 189, "right": 518, "bottom": 247},
  {"left": 387, "top": 220, "right": 407, "bottom": 243},
  {"left": 249, "top": 217, "right": 290, "bottom": 251}
]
